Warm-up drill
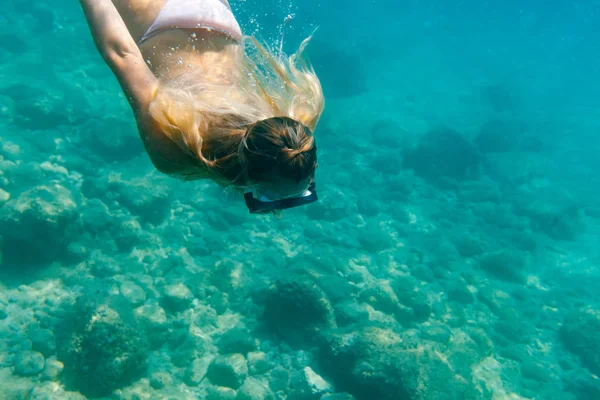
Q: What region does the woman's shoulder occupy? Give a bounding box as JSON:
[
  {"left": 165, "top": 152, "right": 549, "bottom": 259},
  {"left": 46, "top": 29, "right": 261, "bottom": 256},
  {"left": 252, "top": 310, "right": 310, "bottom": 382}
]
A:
[{"left": 137, "top": 113, "right": 206, "bottom": 178}]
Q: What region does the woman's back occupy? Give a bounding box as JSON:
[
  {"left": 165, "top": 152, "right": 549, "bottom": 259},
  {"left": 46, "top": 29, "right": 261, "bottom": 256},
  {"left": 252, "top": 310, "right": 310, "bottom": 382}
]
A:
[{"left": 111, "top": 0, "right": 245, "bottom": 179}]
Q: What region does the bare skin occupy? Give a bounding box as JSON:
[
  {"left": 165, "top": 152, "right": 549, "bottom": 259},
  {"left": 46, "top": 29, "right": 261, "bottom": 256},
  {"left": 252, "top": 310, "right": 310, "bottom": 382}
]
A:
[
  {"left": 111, "top": 0, "right": 241, "bottom": 83},
  {"left": 87, "top": 0, "right": 242, "bottom": 176}
]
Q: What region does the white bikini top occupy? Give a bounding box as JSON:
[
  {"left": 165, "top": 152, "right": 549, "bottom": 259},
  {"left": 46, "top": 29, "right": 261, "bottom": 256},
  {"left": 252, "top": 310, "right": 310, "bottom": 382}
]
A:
[{"left": 139, "top": 0, "right": 243, "bottom": 44}]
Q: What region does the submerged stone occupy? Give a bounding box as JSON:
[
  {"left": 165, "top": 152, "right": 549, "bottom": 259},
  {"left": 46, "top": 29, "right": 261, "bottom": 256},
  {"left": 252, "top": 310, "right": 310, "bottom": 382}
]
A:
[
  {"left": 57, "top": 303, "right": 149, "bottom": 398},
  {"left": 479, "top": 250, "right": 527, "bottom": 284},
  {"left": 150, "top": 371, "right": 173, "bottom": 389},
  {"left": 237, "top": 377, "right": 274, "bottom": 400},
  {"left": 560, "top": 307, "right": 600, "bottom": 375},
  {"left": 247, "top": 351, "right": 271, "bottom": 375},
  {"left": 262, "top": 278, "right": 336, "bottom": 346},
  {"left": 13, "top": 350, "right": 45, "bottom": 376},
  {"left": 41, "top": 358, "right": 64, "bottom": 381},
  {"left": 161, "top": 283, "right": 194, "bottom": 312},
  {"left": 207, "top": 354, "right": 248, "bottom": 389},
  {"left": 0, "top": 184, "right": 80, "bottom": 267},
  {"left": 207, "top": 385, "right": 237, "bottom": 400},
  {"left": 403, "top": 126, "right": 482, "bottom": 185},
  {"left": 289, "top": 366, "right": 333, "bottom": 399},
  {"left": 185, "top": 356, "right": 213, "bottom": 387}
]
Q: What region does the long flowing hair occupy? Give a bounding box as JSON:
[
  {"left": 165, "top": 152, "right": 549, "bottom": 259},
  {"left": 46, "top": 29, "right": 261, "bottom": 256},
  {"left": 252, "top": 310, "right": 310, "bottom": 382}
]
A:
[{"left": 147, "top": 34, "right": 324, "bottom": 186}]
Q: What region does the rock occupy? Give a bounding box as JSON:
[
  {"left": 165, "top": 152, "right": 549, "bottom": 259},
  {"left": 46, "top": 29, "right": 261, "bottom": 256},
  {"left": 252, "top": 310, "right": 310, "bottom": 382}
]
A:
[
  {"left": 24, "top": 382, "right": 87, "bottom": 400},
  {"left": 0, "top": 188, "right": 9, "bottom": 204},
  {"left": 29, "top": 328, "right": 56, "bottom": 357},
  {"left": 134, "top": 303, "right": 169, "bottom": 349},
  {"left": 0, "top": 83, "right": 79, "bottom": 130},
  {"left": 41, "top": 358, "right": 64, "bottom": 381},
  {"left": 219, "top": 327, "right": 258, "bottom": 355},
  {"left": 466, "top": 328, "right": 494, "bottom": 358},
  {"left": 526, "top": 204, "right": 584, "bottom": 242},
  {"left": 289, "top": 366, "right": 333, "bottom": 399},
  {"left": 358, "top": 280, "right": 401, "bottom": 316},
  {"left": 421, "top": 323, "right": 452, "bottom": 344},
  {"left": 479, "top": 250, "right": 527, "bottom": 284},
  {"left": 209, "top": 259, "right": 239, "bottom": 291},
  {"left": 237, "top": 377, "right": 274, "bottom": 400},
  {"left": 560, "top": 307, "right": 600, "bottom": 375},
  {"left": 493, "top": 318, "right": 531, "bottom": 344},
  {"left": 111, "top": 174, "right": 172, "bottom": 225},
  {"left": 207, "top": 354, "right": 248, "bottom": 389},
  {"left": 56, "top": 302, "right": 149, "bottom": 398},
  {"left": 0, "top": 184, "right": 80, "bottom": 266},
  {"left": 477, "top": 286, "right": 518, "bottom": 320},
  {"left": 452, "top": 234, "right": 486, "bottom": 258},
  {"left": 391, "top": 274, "right": 432, "bottom": 324},
  {"left": 320, "top": 394, "right": 357, "bottom": 400},
  {"left": 357, "top": 222, "right": 395, "bottom": 253},
  {"left": 562, "top": 368, "right": 600, "bottom": 400},
  {"left": 89, "top": 259, "right": 121, "bottom": 278},
  {"left": 268, "top": 366, "right": 290, "bottom": 393},
  {"left": 447, "top": 280, "right": 475, "bottom": 305},
  {"left": 150, "top": 371, "right": 172, "bottom": 389},
  {"left": 161, "top": 283, "right": 194, "bottom": 312},
  {"left": 79, "top": 199, "right": 113, "bottom": 234},
  {"left": 334, "top": 301, "right": 369, "bottom": 327},
  {"left": 403, "top": 126, "right": 482, "bottom": 185},
  {"left": 207, "top": 386, "right": 237, "bottom": 400},
  {"left": 120, "top": 281, "right": 146, "bottom": 307},
  {"left": 171, "top": 333, "right": 211, "bottom": 368},
  {"left": 262, "top": 279, "right": 336, "bottom": 346},
  {"left": 112, "top": 218, "right": 143, "bottom": 252},
  {"left": 13, "top": 350, "right": 45, "bottom": 376},
  {"left": 81, "top": 116, "right": 142, "bottom": 162},
  {"left": 318, "top": 327, "right": 478, "bottom": 400},
  {"left": 248, "top": 351, "right": 271, "bottom": 375},
  {"left": 185, "top": 356, "right": 214, "bottom": 386}
]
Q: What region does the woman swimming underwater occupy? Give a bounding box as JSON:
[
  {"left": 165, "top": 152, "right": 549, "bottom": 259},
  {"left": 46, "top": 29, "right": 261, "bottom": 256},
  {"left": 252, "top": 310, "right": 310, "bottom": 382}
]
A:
[{"left": 79, "top": 0, "right": 324, "bottom": 215}]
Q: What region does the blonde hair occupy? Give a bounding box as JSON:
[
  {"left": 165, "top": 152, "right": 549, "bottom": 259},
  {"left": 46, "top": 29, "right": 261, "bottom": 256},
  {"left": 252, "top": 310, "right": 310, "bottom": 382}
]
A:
[{"left": 148, "top": 34, "right": 325, "bottom": 186}]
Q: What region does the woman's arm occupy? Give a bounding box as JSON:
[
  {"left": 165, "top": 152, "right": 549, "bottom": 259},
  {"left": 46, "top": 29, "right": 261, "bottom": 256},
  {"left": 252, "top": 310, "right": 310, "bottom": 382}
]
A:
[{"left": 79, "top": 0, "right": 157, "bottom": 114}]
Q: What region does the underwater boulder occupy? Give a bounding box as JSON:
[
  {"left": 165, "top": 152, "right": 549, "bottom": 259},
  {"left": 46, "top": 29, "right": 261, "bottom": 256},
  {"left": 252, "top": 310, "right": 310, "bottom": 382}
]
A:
[
  {"left": 79, "top": 117, "right": 143, "bottom": 163},
  {"left": 478, "top": 250, "right": 528, "bottom": 284},
  {"left": 237, "top": 376, "right": 275, "bottom": 400},
  {"left": 0, "top": 33, "right": 28, "bottom": 54},
  {"left": 402, "top": 126, "right": 482, "bottom": 186},
  {"left": 560, "top": 307, "right": 600, "bottom": 375},
  {"left": 206, "top": 353, "right": 248, "bottom": 389},
  {"left": 262, "top": 279, "right": 336, "bottom": 346},
  {"left": 218, "top": 326, "right": 259, "bottom": 355},
  {"left": 105, "top": 172, "right": 173, "bottom": 225},
  {"left": 318, "top": 327, "right": 480, "bottom": 400},
  {"left": 57, "top": 300, "right": 149, "bottom": 398},
  {"left": 0, "top": 183, "right": 80, "bottom": 268},
  {"left": 0, "top": 83, "right": 82, "bottom": 130},
  {"left": 526, "top": 204, "right": 585, "bottom": 242}
]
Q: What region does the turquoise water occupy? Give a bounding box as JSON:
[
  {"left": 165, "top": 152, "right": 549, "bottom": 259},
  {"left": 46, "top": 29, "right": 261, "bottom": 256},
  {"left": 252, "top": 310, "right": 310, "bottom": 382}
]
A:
[{"left": 1, "top": 0, "right": 599, "bottom": 399}]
